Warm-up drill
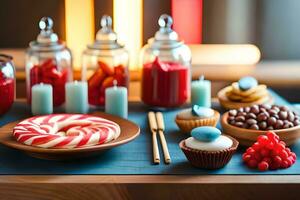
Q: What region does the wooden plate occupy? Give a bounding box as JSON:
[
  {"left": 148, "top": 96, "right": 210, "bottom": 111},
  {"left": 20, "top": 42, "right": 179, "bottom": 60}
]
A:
[
  {"left": 221, "top": 112, "right": 300, "bottom": 146},
  {"left": 217, "top": 87, "right": 274, "bottom": 110},
  {"left": 0, "top": 112, "right": 140, "bottom": 160}
]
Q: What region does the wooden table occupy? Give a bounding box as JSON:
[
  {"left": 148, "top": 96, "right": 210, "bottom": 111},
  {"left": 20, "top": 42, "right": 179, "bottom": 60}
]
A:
[{"left": 1, "top": 175, "right": 300, "bottom": 199}]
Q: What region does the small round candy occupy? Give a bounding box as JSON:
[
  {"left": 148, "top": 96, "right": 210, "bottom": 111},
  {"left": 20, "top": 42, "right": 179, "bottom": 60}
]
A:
[
  {"left": 273, "top": 156, "right": 282, "bottom": 164},
  {"left": 258, "top": 161, "right": 269, "bottom": 171},
  {"left": 247, "top": 159, "right": 258, "bottom": 168},
  {"left": 229, "top": 109, "right": 237, "bottom": 116},
  {"left": 260, "top": 148, "right": 270, "bottom": 157},
  {"left": 242, "top": 153, "right": 251, "bottom": 162},
  {"left": 190, "top": 126, "right": 221, "bottom": 142},
  {"left": 279, "top": 111, "right": 288, "bottom": 120},
  {"left": 262, "top": 157, "right": 272, "bottom": 164},
  {"left": 267, "top": 117, "right": 277, "bottom": 126},
  {"left": 279, "top": 150, "right": 288, "bottom": 159},
  {"left": 249, "top": 124, "right": 259, "bottom": 130},
  {"left": 257, "top": 135, "right": 268, "bottom": 145},
  {"left": 238, "top": 76, "right": 258, "bottom": 91}
]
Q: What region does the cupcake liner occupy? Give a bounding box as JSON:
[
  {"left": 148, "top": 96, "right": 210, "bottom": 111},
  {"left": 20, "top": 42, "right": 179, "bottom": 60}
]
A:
[
  {"left": 175, "top": 110, "right": 220, "bottom": 133},
  {"left": 179, "top": 135, "right": 239, "bottom": 169}
]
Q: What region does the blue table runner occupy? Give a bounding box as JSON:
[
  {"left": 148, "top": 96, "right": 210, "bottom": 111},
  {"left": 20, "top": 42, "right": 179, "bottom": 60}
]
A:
[{"left": 0, "top": 90, "right": 299, "bottom": 175}]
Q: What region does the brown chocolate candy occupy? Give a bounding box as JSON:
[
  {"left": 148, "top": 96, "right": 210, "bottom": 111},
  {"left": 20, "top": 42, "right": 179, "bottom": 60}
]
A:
[
  {"left": 267, "top": 117, "right": 277, "bottom": 126},
  {"left": 279, "top": 111, "right": 288, "bottom": 120},
  {"left": 227, "top": 104, "right": 299, "bottom": 131},
  {"left": 249, "top": 124, "right": 259, "bottom": 130},
  {"left": 275, "top": 120, "right": 284, "bottom": 129},
  {"left": 288, "top": 111, "right": 295, "bottom": 121},
  {"left": 258, "top": 121, "right": 267, "bottom": 130},
  {"left": 250, "top": 105, "right": 260, "bottom": 114},
  {"left": 236, "top": 116, "right": 246, "bottom": 122},
  {"left": 246, "top": 118, "right": 257, "bottom": 125},
  {"left": 257, "top": 113, "right": 268, "bottom": 122},
  {"left": 246, "top": 113, "right": 257, "bottom": 119}
]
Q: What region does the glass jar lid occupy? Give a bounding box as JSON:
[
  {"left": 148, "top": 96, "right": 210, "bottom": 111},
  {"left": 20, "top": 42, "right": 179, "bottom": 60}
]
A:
[
  {"left": 29, "top": 17, "right": 65, "bottom": 51},
  {"left": 147, "top": 14, "right": 183, "bottom": 49},
  {"left": 87, "top": 15, "right": 123, "bottom": 50}
]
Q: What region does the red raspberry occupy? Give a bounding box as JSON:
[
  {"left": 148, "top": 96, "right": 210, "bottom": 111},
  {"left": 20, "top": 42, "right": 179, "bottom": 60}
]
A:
[
  {"left": 246, "top": 147, "right": 255, "bottom": 155},
  {"left": 273, "top": 156, "right": 282, "bottom": 165},
  {"left": 242, "top": 131, "right": 296, "bottom": 171},
  {"left": 262, "top": 157, "right": 272, "bottom": 165},
  {"left": 257, "top": 135, "right": 268, "bottom": 145},
  {"left": 281, "top": 160, "right": 289, "bottom": 168},
  {"left": 260, "top": 148, "right": 270, "bottom": 157},
  {"left": 290, "top": 157, "right": 296, "bottom": 164},
  {"left": 285, "top": 147, "right": 291, "bottom": 154},
  {"left": 266, "top": 142, "right": 275, "bottom": 150},
  {"left": 286, "top": 157, "right": 293, "bottom": 166},
  {"left": 252, "top": 142, "right": 261, "bottom": 151},
  {"left": 279, "top": 150, "right": 288, "bottom": 160},
  {"left": 275, "top": 143, "right": 285, "bottom": 151},
  {"left": 247, "top": 159, "right": 258, "bottom": 168},
  {"left": 270, "top": 162, "right": 280, "bottom": 170},
  {"left": 242, "top": 153, "right": 251, "bottom": 162},
  {"left": 258, "top": 161, "right": 269, "bottom": 171},
  {"left": 254, "top": 153, "right": 262, "bottom": 161},
  {"left": 291, "top": 152, "right": 297, "bottom": 159},
  {"left": 266, "top": 131, "right": 277, "bottom": 139}
]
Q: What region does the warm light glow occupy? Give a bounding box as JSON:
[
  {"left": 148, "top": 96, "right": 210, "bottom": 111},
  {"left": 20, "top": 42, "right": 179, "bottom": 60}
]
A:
[
  {"left": 114, "top": 0, "right": 143, "bottom": 69},
  {"left": 65, "top": 0, "right": 94, "bottom": 70},
  {"left": 189, "top": 44, "right": 261, "bottom": 65},
  {"left": 172, "top": 0, "right": 203, "bottom": 44}
]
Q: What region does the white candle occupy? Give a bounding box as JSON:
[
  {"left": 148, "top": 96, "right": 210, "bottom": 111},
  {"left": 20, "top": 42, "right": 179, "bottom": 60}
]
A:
[
  {"left": 105, "top": 80, "right": 128, "bottom": 118},
  {"left": 31, "top": 83, "right": 53, "bottom": 115},
  {"left": 65, "top": 81, "right": 88, "bottom": 113}
]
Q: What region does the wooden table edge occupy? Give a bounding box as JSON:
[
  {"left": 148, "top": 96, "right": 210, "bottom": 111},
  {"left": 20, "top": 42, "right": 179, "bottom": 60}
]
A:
[{"left": 0, "top": 175, "right": 300, "bottom": 184}]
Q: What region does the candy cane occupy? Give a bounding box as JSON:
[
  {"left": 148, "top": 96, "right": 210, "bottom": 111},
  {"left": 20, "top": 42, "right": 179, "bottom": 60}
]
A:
[{"left": 13, "top": 114, "right": 121, "bottom": 149}]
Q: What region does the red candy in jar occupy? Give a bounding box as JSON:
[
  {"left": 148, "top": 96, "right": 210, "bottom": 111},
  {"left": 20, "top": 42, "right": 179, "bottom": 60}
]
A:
[
  {"left": 142, "top": 57, "right": 189, "bottom": 107},
  {"left": 0, "top": 54, "right": 15, "bottom": 115},
  {"left": 140, "top": 14, "right": 191, "bottom": 108},
  {"left": 26, "top": 17, "right": 72, "bottom": 106},
  {"left": 82, "top": 15, "right": 129, "bottom": 106},
  {"left": 87, "top": 61, "right": 128, "bottom": 105},
  {"left": 28, "top": 59, "right": 70, "bottom": 106}
]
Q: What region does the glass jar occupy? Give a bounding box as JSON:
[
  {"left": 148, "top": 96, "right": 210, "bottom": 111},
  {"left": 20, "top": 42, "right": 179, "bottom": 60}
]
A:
[
  {"left": 140, "top": 14, "right": 192, "bottom": 108},
  {"left": 0, "top": 54, "right": 15, "bottom": 115},
  {"left": 26, "top": 17, "right": 73, "bottom": 106},
  {"left": 82, "top": 15, "right": 129, "bottom": 106}
]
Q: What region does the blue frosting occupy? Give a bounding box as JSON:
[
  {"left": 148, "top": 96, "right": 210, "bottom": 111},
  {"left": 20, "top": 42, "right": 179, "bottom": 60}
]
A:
[
  {"left": 191, "top": 126, "right": 221, "bottom": 142},
  {"left": 238, "top": 76, "right": 258, "bottom": 91},
  {"left": 191, "top": 105, "right": 214, "bottom": 117}
]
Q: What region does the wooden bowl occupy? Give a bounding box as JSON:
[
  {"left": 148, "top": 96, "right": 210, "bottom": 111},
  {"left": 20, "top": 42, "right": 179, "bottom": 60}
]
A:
[
  {"left": 217, "top": 87, "right": 274, "bottom": 110},
  {"left": 0, "top": 112, "right": 140, "bottom": 160},
  {"left": 221, "top": 112, "right": 300, "bottom": 146}
]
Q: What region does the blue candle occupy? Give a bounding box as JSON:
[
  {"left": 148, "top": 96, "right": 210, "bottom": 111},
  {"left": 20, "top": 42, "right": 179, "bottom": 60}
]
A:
[
  {"left": 65, "top": 81, "right": 88, "bottom": 114},
  {"left": 31, "top": 83, "right": 53, "bottom": 115},
  {"left": 105, "top": 80, "right": 128, "bottom": 118},
  {"left": 191, "top": 76, "right": 211, "bottom": 107}
]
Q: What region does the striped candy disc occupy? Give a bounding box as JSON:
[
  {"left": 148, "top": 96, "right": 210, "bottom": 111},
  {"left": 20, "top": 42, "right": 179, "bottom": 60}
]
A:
[{"left": 13, "top": 114, "right": 121, "bottom": 149}]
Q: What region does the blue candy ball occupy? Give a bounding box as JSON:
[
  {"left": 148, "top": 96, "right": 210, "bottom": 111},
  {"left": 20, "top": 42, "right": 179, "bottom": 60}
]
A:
[
  {"left": 238, "top": 76, "right": 258, "bottom": 91},
  {"left": 191, "top": 126, "right": 221, "bottom": 142}
]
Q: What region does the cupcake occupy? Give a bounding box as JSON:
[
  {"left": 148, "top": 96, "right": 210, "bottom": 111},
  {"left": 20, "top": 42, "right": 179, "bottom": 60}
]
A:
[
  {"left": 218, "top": 76, "right": 273, "bottom": 110},
  {"left": 175, "top": 105, "right": 220, "bottom": 133},
  {"left": 179, "top": 126, "right": 239, "bottom": 169}
]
